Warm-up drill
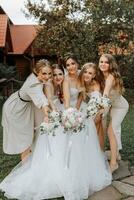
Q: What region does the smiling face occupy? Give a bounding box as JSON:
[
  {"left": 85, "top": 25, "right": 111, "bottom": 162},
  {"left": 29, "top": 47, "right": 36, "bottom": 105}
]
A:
[
  {"left": 53, "top": 68, "right": 64, "bottom": 86},
  {"left": 83, "top": 66, "right": 96, "bottom": 83},
  {"left": 37, "top": 66, "right": 52, "bottom": 83},
  {"left": 99, "top": 55, "right": 110, "bottom": 73},
  {"left": 65, "top": 58, "right": 78, "bottom": 75}
]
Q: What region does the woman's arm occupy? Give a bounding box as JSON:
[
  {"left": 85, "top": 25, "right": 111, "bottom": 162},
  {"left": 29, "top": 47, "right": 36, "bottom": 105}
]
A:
[
  {"left": 26, "top": 77, "right": 50, "bottom": 122},
  {"left": 103, "top": 74, "right": 115, "bottom": 97},
  {"left": 44, "top": 83, "right": 56, "bottom": 111},
  {"left": 91, "top": 82, "right": 102, "bottom": 123},
  {"left": 76, "top": 92, "right": 83, "bottom": 110},
  {"left": 42, "top": 105, "right": 50, "bottom": 122},
  {"left": 63, "top": 78, "right": 70, "bottom": 109},
  {"left": 99, "top": 74, "right": 114, "bottom": 117}
]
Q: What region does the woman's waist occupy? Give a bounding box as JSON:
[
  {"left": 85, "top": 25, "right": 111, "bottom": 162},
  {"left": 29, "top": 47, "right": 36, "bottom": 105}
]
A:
[{"left": 111, "top": 95, "right": 129, "bottom": 108}]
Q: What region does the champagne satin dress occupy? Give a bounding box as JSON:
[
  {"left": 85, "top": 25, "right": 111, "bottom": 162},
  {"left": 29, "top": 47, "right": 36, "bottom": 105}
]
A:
[{"left": 109, "top": 89, "right": 129, "bottom": 150}]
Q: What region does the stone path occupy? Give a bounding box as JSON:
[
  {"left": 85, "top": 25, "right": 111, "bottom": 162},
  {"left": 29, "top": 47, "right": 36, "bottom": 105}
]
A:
[{"left": 88, "top": 152, "right": 134, "bottom": 200}]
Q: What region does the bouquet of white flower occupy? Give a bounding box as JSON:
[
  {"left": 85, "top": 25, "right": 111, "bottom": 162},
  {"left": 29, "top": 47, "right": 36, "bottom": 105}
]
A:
[
  {"left": 87, "top": 96, "right": 111, "bottom": 118},
  {"left": 100, "top": 96, "right": 111, "bottom": 108},
  {"left": 40, "top": 111, "right": 61, "bottom": 136},
  {"left": 61, "top": 107, "right": 85, "bottom": 134}
]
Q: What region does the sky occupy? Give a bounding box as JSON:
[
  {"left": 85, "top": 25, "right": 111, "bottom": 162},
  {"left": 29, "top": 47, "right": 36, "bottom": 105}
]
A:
[{"left": 0, "top": 0, "right": 47, "bottom": 24}]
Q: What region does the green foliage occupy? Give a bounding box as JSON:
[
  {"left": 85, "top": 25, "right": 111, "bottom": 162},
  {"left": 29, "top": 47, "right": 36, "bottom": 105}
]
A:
[
  {"left": 24, "top": 0, "right": 99, "bottom": 62},
  {"left": 0, "top": 63, "right": 23, "bottom": 95},
  {"left": 25, "top": 0, "right": 134, "bottom": 88},
  {"left": 25, "top": 0, "right": 134, "bottom": 61},
  {"left": 0, "top": 63, "right": 17, "bottom": 79},
  {"left": 121, "top": 106, "right": 134, "bottom": 164},
  {"left": 115, "top": 54, "right": 134, "bottom": 88}
]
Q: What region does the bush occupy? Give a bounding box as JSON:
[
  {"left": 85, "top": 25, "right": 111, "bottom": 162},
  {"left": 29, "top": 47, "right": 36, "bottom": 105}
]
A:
[
  {"left": 0, "top": 63, "right": 23, "bottom": 96},
  {"left": 0, "top": 63, "right": 18, "bottom": 79},
  {"left": 116, "top": 55, "right": 134, "bottom": 89}
]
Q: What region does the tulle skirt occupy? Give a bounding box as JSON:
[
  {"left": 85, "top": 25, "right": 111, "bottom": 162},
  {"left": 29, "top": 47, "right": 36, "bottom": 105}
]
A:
[{"left": 0, "top": 119, "right": 112, "bottom": 200}]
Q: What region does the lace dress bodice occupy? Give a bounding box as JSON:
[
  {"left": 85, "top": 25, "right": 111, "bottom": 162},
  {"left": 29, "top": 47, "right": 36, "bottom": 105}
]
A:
[
  {"left": 52, "top": 95, "right": 64, "bottom": 112},
  {"left": 88, "top": 90, "right": 102, "bottom": 98},
  {"left": 84, "top": 90, "right": 102, "bottom": 104},
  {"left": 70, "top": 88, "right": 79, "bottom": 107}
]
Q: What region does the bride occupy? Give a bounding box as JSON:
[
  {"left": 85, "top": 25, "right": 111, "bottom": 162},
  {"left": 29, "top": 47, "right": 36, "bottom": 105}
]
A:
[{"left": 0, "top": 57, "right": 112, "bottom": 200}]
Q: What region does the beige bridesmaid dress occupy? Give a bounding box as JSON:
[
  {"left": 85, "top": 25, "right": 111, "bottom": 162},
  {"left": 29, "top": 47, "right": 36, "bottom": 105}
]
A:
[
  {"left": 109, "top": 89, "right": 129, "bottom": 150},
  {"left": 1, "top": 73, "right": 48, "bottom": 154}
]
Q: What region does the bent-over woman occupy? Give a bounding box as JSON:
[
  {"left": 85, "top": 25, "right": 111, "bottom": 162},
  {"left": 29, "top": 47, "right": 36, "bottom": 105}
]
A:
[{"left": 2, "top": 59, "right": 52, "bottom": 160}]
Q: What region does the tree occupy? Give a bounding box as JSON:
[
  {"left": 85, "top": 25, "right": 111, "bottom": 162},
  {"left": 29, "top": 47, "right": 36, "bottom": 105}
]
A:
[
  {"left": 25, "top": 0, "right": 134, "bottom": 63},
  {"left": 25, "top": 0, "right": 95, "bottom": 62},
  {"left": 83, "top": 0, "right": 134, "bottom": 55}
]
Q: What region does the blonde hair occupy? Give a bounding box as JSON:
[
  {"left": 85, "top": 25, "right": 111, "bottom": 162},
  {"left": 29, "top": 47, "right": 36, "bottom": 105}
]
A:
[
  {"left": 98, "top": 54, "right": 125, "bottom": 94},
  {"left": 33, "top": 59, "right": 51, "bottom": 75},
  {"left": 78, "top": 62, "right": 98, "bottom": 100}
]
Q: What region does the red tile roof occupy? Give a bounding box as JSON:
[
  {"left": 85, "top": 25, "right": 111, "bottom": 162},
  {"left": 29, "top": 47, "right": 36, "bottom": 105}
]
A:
[
  {"left": 0, "top": 14, "right": 8, "bottom": 47},
  {"left": 0, "top": 6, "right": 13, "bottom": 24},
  {"left": 10, "top": 25, "right": 37, "bottom": 54}
]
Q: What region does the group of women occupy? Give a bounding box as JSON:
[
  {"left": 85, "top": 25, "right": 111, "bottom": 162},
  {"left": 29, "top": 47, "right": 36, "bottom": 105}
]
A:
[{"left": 0, "top": 53, "right": 129, "bottom": 200}]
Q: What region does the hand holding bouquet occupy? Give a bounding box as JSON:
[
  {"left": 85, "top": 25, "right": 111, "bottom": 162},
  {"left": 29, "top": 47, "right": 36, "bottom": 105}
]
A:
[
  {"left": 61, "top": 107, "right": 85, "bottom": 134},
  {"left": 87, "top": 96, "right": 111, "bottom": 118},
  {"left": 40, "top": 111, "right": 61, "bottom": 136},
  {"left": 100, "top": 96, "right": 111, "bottom": 108}
]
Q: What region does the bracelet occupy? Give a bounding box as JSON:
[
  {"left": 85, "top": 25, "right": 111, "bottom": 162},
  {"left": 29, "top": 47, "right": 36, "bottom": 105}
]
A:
[{"left": 103, "top": 94, "right": 108, "bottom": 98}]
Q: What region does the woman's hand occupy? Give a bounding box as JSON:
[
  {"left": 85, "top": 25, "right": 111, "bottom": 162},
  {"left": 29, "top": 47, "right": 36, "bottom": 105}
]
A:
[
  {"left": 95, "top": 107, "right": 110, "bottom": 120},
  {"left": 94, "top": 110, "right": 103, "bottom": 124},
  {"left": 44, "top": 115, "right": 49, "bottom": 123},
  {"left": 43, "top": 106, "right": 50, "bottom": 123}
]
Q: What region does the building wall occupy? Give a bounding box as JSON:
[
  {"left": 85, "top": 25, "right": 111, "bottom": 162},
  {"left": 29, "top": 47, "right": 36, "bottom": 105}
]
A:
[{"left": 15, "top": 56, "right": 31, "bottom": 80}]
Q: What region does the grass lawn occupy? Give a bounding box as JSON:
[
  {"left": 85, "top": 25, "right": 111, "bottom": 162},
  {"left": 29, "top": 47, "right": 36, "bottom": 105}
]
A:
[
  {"left": 0, "top": 89, "right": 134, "bottom": 199},
  {"left": 120, "top": 89, "right": 134, "bottom": 165}
]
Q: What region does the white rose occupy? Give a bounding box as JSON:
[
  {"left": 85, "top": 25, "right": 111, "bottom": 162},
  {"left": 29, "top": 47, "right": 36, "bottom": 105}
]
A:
[{"left": 65, "top": 121, "right": 72, "bottom": 128}]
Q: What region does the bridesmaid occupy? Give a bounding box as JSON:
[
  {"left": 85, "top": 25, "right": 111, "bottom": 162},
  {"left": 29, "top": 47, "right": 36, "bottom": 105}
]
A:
[
  {"left": 98, "top": 53, "right": 129, "bottom": 172},
  {"left": 1, "top": 59, "right": 52, "bottom": 160},
  {"left": 77, "top": 62, "right": 105, "bottom": 150},
  {"left": 44, "top": 63, "right": 65, "bottom": 111}
]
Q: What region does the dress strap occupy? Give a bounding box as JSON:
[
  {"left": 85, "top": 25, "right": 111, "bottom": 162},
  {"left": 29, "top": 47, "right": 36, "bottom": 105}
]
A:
[{"left": 18, "top": 91, "right": 31, "bottom": 102}]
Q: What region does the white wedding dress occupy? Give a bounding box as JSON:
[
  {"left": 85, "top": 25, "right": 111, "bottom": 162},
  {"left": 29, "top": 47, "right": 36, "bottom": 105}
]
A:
[{"left": 0, "top": 88, "right": 112, "bottom": 200}]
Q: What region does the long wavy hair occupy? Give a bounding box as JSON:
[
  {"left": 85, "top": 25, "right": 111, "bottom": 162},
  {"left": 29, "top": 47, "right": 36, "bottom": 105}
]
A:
[
  {"left": 78, "top": 62, "right": 99, "bottom": 100},
  {"left": 52, "top": 64, "right": 65, "bottom": 104},
  {"left": 98, "top": 54, "right": 125, "bottom": 94}
]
